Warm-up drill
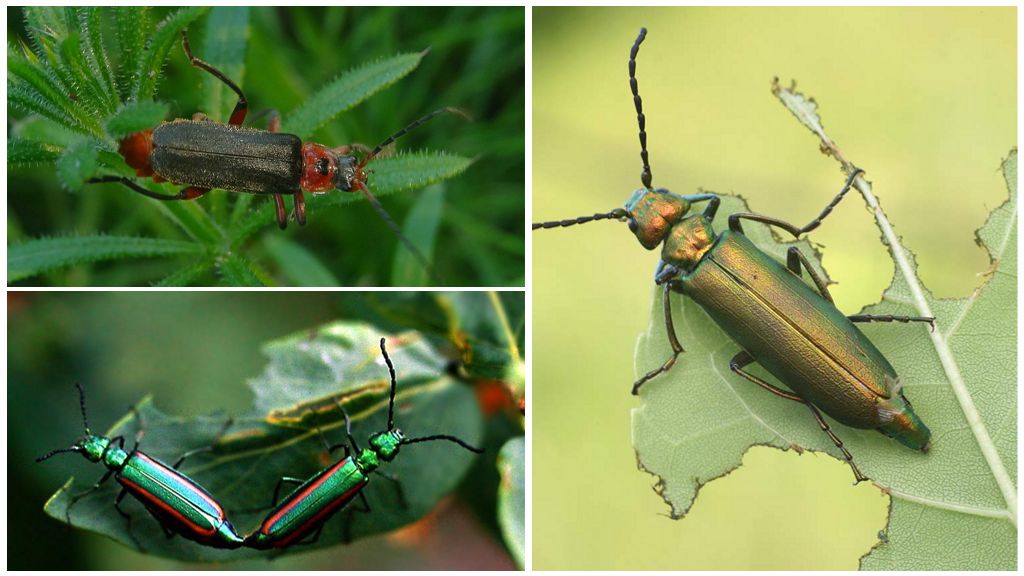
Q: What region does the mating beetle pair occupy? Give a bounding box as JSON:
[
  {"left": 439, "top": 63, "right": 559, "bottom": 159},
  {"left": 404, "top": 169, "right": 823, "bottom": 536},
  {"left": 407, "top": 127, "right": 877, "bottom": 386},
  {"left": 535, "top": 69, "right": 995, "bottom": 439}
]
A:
[
  {"left": 534, "top": 28, "right": 933, "bottom": 482},
  {"left": 37, "top": 339, "right": 482, "bottom": 551}
]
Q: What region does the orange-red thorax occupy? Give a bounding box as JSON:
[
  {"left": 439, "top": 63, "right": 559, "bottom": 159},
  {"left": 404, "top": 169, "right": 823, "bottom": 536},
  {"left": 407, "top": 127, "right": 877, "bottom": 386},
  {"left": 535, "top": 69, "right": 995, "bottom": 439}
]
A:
[
  {"left": 118, "top": 130, "right": 156, "bottom": 178},
  {"left": 300, "top": 143, "right": 339, "bottom": 193}
]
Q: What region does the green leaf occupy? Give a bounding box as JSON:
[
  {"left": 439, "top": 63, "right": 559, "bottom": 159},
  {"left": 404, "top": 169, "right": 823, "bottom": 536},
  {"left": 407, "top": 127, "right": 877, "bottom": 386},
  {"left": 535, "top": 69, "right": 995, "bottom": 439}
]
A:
[
  {"left": 201, "top": 7, "right": 249, "bottom": 123},
  {"left": 132, "top": 7, "right": 208, "bottom": 101},
  {"left": 391, "top": 183, "right": 444, "bottom": 286},
  {"left": 77, "top": 7, "right": 119, "bottom": 113},
  {"left": 497, "top": 436, "right": 525, "bottom": 569},
  {"left": 105, "top": 101, "right": 169, "bottom": 138},
  {"left": 115, "top": 7, "right": 149, "bottom": 102},
  {"left": 8, "top": 235, "right": 202, "bottom": 282},
  {"left": 632, "top": 113, "right": 1017, "bottom": 573},
  {"left": 55, "top": 141, "right": 99, "bottom": 189},
  {"left": 230, "top": 152, "right": 472, "bottom": 246},
  {"left": 216, "top": 253, "right": 266, "bottom": 287},
  {"left": 59, "top": 31, "right": 111, "bottom": 116},
  {"left": 859, "top": 150, "right": 1018, "bottom": 569},
  {"left": 263, "top": 235, "right": 340, "bottom": 287},
  {"left": 282, "top": 52, "right": 424, "bottom": 140},
  {"left": 41, "top": 321, "right": 484, "bottom": 560},
  {"left": 152, "top": 258, "right": 213, "bottom": 287},
  {"left": 7, "top": 48, "right": 103, "bottom": 137},
  {"left": 8, "top": 137, "right": 62, "bottom": 168}
]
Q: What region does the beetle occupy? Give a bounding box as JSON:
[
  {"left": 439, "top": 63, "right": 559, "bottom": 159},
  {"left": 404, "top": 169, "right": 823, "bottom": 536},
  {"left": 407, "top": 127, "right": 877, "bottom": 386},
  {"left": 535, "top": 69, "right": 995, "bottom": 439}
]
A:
[
  {"left": 36, "top": 382, "right": 244, "bottom": 550},
  {"left": 88, "top": 32, "right": 462, "bottom": 271},
  {"left": 533, "top": 28, "right": 935, "bottom": 482},
  {"left": 244, "top": 337, "right": 483, "bottom": 550}
]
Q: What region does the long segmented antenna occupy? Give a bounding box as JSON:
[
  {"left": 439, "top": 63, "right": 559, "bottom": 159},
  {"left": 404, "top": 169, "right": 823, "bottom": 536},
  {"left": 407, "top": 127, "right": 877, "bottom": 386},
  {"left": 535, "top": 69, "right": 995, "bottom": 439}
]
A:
[
  {"left": 35, "top": 446, "right": 81, "bottom": 462},
  {"left": 630, "top": 27, "right": 652, "bottom": 189},
  {"left": 532, "top": 208, "right": 631, "bottom": 230},
  {"left": 36, "top": 382, "right": 92, "bottom": 462},
  {"left": 402, "top": 434, "right": 484, "bottom": 453},
  {"left": 380, "top": 338, "right": 483, "bottom": 453},
  {"left": 354, "top": 108, "right": 468, "bottom": 285},
  {"left": 360, "top": 107, "right": 471, "bottom": 167},
  {"left": 75, "top": 381, "right": 92, "bottom": 434},
  {"left": 356, "top": 182, "right": 438, "bottom": 283},
  {"left": 380, "top": 338, "right": 398, "bottom": 432}
]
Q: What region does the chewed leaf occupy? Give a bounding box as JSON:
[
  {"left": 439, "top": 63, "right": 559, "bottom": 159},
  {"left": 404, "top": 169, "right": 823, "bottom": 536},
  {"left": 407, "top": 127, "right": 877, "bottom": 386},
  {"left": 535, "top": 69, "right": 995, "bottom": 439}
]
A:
[
  {"left": 41, "top": 321, "right": 484, "bottom": 560},
  {"left": 858, "top": 150, "right": 1017, "bottom": 570}
]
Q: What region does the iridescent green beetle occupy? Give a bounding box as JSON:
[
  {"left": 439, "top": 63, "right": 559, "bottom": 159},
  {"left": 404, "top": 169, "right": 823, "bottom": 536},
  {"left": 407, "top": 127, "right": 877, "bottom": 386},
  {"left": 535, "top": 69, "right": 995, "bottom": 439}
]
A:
[
  {"left": 244, "top": 338, "right": 483, "bottom": 549},
  {"left": 533, "top": 28, "right": 934, "bottom": 482},
  {"left": 36, "top": 383, "right": 244, "bottom": 549}
]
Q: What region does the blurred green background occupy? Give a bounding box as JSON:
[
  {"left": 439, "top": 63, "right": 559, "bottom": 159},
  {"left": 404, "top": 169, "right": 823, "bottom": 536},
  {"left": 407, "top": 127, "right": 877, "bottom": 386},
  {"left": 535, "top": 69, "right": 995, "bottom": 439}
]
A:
[
  {"left": 7, "top": 6, "right": 524, "bottom": 287},
  {"left": 533, "top": 6, "right": 1014, "bottom": 570},
  {"left": 8, "top": 292, "right": 520, "bottom": 569}
]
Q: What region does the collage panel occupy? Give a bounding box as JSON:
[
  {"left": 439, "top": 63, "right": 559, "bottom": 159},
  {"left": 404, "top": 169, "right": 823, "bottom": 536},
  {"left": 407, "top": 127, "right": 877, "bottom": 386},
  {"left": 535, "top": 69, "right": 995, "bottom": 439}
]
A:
[
  {"left": 533, "top": 6, "right": 1015, "bottom": 571},
  {"left": 9, "top": 291, "right": 524, "bottom": 569},
  {"left": 8, "top": 6, "right": 524, "bottom": 288}
]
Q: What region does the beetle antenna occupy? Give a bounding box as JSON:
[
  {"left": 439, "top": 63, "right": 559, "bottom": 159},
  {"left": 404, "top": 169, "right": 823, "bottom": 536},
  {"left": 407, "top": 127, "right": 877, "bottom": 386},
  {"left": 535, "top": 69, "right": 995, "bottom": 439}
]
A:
[
  {"left": 74, "top": 382, "right": 91, "bottom": 435},
  {"left": 380, "top": 338, "right": 398, "bottom": 432},
  {"left": 360, "top": 107, "right": 470, "bottom": 167},
  {"left": 402, "top": 434, "right": 483, "bottom": 453},
  {"left": 356, "top": 182, "right": 439, "bottom": 284},
  {"left": 630, "top": 27, "right": 653, "bottom": 189},
  {"left": 35, "top": 446, "right": 81, "bottom": 462},
  {"left": 532, "top": 208, "right": 631, "bottom": 230}
]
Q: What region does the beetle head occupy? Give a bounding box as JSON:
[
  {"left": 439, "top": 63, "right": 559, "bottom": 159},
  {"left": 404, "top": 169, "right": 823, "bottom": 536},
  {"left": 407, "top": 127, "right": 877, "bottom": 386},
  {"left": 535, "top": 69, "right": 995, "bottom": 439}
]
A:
[
  {"left": 369, "top": 429, "right": 404, "bottom": 462},
  {"left": 299, "top": 144, "right": 364, "bottom": 194}
]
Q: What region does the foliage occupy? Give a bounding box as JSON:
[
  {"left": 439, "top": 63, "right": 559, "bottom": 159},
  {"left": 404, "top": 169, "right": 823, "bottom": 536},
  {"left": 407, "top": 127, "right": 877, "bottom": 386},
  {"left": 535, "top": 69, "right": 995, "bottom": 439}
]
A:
[{"left": 8, "top": 7, "right": 524, "bottom": 286}]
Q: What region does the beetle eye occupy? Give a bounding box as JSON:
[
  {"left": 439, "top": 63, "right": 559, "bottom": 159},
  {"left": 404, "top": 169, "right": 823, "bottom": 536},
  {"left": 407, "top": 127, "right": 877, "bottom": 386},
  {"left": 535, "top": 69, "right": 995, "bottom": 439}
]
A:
[
  {"left": 315, "top": 159, "right": 329, "bottom": 176},
  {"left": 628, "top": 218, "right": 639, "bottom": 233}
]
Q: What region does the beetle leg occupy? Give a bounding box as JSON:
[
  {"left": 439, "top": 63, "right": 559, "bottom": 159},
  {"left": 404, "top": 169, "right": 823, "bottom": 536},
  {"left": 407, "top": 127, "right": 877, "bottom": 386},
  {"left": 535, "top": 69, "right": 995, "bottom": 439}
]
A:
[
  {"left": 804, "top": 403, "right": 868, "bottom": 484},
  {"left": 172, "top": 417, "right": 233, "bottom": 469},
  {"left": 786, "top": 247, "right": 833, "bottom": 303},
  {"left": 728, "top": 351, "right": 803, "bottom": 401},
  {"left": 179, "top": 186, "right": 210, "bottom": 200},
  {"left": 632, "top": 281, "right": 686, "bottom": 395},
  {"left": 372, "top": 470, "right": 408, "bottom": 509},
  {"left": 730, "top": 351, "right": 868, "bottom": 483},
  {"left": 272, "top": 194, "right": 288, "bottom": 229},
  {"left": 65, "top": 467, "right": 116, "bottom": 525},
  {"left": 114, "top": 487, "right": 145, "bottom": 551},
  {"left": 848, "top": 314, "right": 936, "bottom": 332},
  {"left": 181, "top": 31, "right": 248, "bottom": 126},
  {"left": 87, "top": 176, "right": 209, "bottom": 202},
  {"left": 129, "top": 406, "right": 145, "bottom": 451},
  {"left": 267, "top": 110, "right": 281, "bottom": 133},
  {"left": 728, "top": 168, "right": 864, "bottom": 236},
  {"left": 293, "top": 190, "right": 307, "bottom": 226},
  {"left": 236, "top": 477, "right": 305, "bottom": 516},
  {"left": 341, "top": 491, "right": 374, "bottom": 544}
]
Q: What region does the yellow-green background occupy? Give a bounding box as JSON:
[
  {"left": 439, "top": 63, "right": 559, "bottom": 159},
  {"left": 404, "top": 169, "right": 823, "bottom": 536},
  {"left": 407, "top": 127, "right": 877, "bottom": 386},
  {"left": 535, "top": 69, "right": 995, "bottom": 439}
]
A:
[{"left": 533, "top": 6, "right": 1015, "bottom": 570}]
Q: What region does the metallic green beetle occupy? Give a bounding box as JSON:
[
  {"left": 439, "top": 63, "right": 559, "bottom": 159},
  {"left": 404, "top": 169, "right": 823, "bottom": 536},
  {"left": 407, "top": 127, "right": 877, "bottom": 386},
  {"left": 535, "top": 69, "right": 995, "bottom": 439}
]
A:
[
  {"left": 244, "top": 338, "right": 483, "bottom": 549},
  {"left": 533, "top": 28, "right": 933, "bottom": 482},
  {"left": 36, "top": 383, "right": 244, "bottom": 549}
]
